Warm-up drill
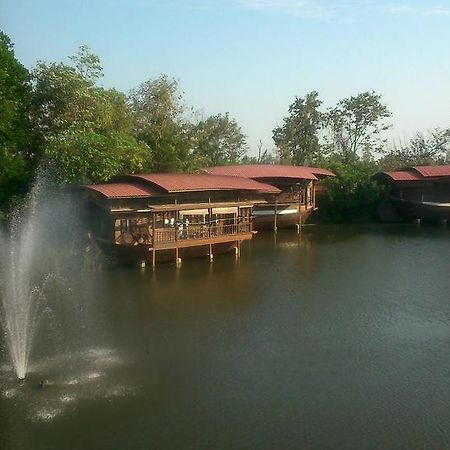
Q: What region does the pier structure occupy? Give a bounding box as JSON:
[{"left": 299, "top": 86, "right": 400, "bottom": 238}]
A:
[
  {"left": 374, "top": 165, "right": 450, "bottom": 223},
  {"left": 82, "top": 173, "right": 280, "bottom": 266},
  {"left": 204, "top": 165, "right": 335, "bottom": 231}
]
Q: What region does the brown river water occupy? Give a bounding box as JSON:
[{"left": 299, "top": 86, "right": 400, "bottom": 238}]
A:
[{"left": 1, "top": 225, "right": 450, "bottom": 450}]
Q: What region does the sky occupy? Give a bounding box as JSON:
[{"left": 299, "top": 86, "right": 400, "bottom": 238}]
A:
[{"left": 2, "top": 0, "right": 450, "bottom": 156}]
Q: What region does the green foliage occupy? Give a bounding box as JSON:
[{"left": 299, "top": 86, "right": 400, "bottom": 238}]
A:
[
  {"left": 0, "top": 32, "right": 31, "bottom": 152},
  {"left": 323, "top": 91, "right": 391, "bottom": 162},
  {"left": 69, "top": 45, "right": 103, "bottom": 82},
  {"left": 379, "top": 128, "right": 450, "bottom": 170},
  {"left": 130, "top": 75, "right": 249, "bottom": 172},
  {"left": 192, "top": 113, "right": 247, "bottom": 167},
  {"left": 29, "top": 46, "right": 151, "bottom": 183},
  {"left": 273, "top": 90, "right": 392, "bottom": 223},
  {"left": 1, "top": 32, "right": 447, "bottom": 226},
  {"left": 130, "top": 75, "right": 193, "bottom": 172},
  {"left": 273, "top": 91, "right": 323, "bottom": 165},
  {"left": 0, "top": 151, "right": 30, "bottom": 216},
  {"left": 317, "top": 158, "right": 382, "bottom": 223},
  {"left": 0, "top": 31, "right": 33, "bottom": 214},
  {"left": 30, "top": 50, "right": 130, "bottom": 138},
  {"left": 45, "top": 127, "right": 150, "bottom": 184}
]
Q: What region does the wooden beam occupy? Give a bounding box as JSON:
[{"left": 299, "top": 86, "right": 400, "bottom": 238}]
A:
[
  {"left": 274, "top": 199, "right": 278, "bottom": 233},
  {"left": 297, "top": 184, "right": 301, "bottom": 233},
  {"left": 152, "top": 212, "right": 156, "bottom": 241}
]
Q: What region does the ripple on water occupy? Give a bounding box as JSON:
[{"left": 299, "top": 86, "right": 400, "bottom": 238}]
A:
[
  {"left": 60, "top": 394, "right": 76, "bottom": 403},
  {"left": 86, "top": 371, "right": 102, "bottom": 380},
  {"left": 1, "top": 388, "right": 17, "bottom": 399},
  {"left": 107, "top": 385, "right": 135, "bottom": 399},
  {"left": 31, "top": 407, "right": 63, "bottom": 422},
  {"left": 1, "top": 347, "right": 139, "bottom": 425}
]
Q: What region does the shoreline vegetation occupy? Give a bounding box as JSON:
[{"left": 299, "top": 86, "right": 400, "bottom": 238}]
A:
[{"left": 1, "top": 31, "right": 449, "bottom": 224}]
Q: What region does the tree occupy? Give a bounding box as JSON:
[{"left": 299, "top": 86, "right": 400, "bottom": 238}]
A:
[
  {"left": 0, "top": 32, "right": 31, "bottom": 152},
  {"left": 317, "top": 156, "right": 381, "bottom": 223},
  {"left": 28, "top": 46, "right": 151, "bottom": 183},
  {"left": 45, "top": 127, "right": 150, "bottom": 184},
  {"left": 31, "top": 49, "right": 104, "bottom": 137},
  {"left": 192, "top": 113, "right": 247, "bottom": 167},
  {"left": 130, "top": 75, "right": 193, "bottom": 172},
  {"left": 31, "top": 46, "right": 136, "bottom": 138},
  {"left": 69, "top": 44, "right": 103, "bottom": 82},
  {"left": 324, "top": 91, "right": 391, "bottom": 163},
  {"left": 0, "top": 32, "right": 32, "bottom": 214},
  {"left": 379, "top": 128, "right": 450, "bottom": 170},
  {"left": 272, "top": 91, "right": 323, "bottom": 165}
]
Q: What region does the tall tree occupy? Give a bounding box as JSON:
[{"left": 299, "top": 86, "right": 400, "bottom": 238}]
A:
[
  {"left": 0, "top": 32, "right": 32, "bottom": 214},
  {"left": 192, "top": 113, "right": 247, "bottom": 167},
  {"left": 324, "top": 91, "right": 391, "bottom": 162},
  {"left": 31, "top": 48, "right": 104, "bottom": 137},
  {"left": 130, "top": 75, "right": 193, "bottom": 172},
  {"left": 69, "top": 44, "right": 103, "bottom": 82},
  {"left": 0, "top": 32, "right": 31, "bottom": 152},
  {"left": 272, "top": 91, "right": 323, "bottom": 165},
  {"left": 30, "top": 46, "right": 149, "bottom": 183}
]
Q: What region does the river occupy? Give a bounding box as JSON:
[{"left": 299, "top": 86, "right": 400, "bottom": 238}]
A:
[{"left": 1, "top": 225, "right": 450, "bottom": 449}]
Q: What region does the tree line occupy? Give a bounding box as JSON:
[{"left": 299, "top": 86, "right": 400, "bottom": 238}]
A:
[
  {"left": 272, "top": 90, "right": 449, "bottom": 221},
  {"left": 0, "top": 33, "right": 247, "bottom": 217},
  {"left": 1, "top": 31, "right": 449, "bottom": 221}
]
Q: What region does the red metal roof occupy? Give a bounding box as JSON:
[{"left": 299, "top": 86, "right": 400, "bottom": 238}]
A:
[
  {"left": 376, "top": 165, "right": 450, "bottom": 183},
  {"left": 127, "top": 173, "right": 280, "bottom": 194},
  {"left": 204, "top": 165, "right": 320, "bottom": 181},
  {"left": 309, "top": 167, "right": 335, "bottom": 177},
  {"left": 413, "top": 165, "right": 450, "bottom": 178},
  {"left": 83, "top": 183, "right": 159, "bottom": 199},
  {"left": 382, "top": 170, "right": 424, "bottom": 182}
]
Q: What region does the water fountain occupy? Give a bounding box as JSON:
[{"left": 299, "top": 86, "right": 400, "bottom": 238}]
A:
[
  {"left": 0, "top": 177, "right": 52, "bottom": 379},
  {"left": 0, "top": 175, "right": 89, "bottom": 380}
]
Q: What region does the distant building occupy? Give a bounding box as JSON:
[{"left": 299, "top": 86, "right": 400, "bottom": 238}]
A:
[
  {"left": 204, "top": 165, "right": 335, "bottom": 230},
  {"left": 374, "top": 165, "right": 450, "bottom": 222}
]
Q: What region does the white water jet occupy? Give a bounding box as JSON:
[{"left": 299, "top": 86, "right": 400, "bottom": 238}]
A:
[
  {"left": 0, "top": 179, "right": 51, "bottom": 379},
  {"left": 0, "top": 171, "right": 99, "bottom": 380}
]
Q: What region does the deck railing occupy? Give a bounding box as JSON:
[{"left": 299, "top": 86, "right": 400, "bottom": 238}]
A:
[
  {"left": 117, "top": 221, "right": 252, "bottom": 247},
  {"left": 153, "top": 222, "right": 251, "bottom": 245}
]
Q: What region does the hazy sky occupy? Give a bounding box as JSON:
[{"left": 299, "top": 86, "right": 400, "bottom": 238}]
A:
[{"left": 2, "top": 0, "right": 450, "bottom": 155}]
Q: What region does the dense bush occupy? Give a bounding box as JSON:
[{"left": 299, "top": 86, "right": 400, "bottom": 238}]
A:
[{"left": 316, "top": 159, "right": 383, "bottom": 223}]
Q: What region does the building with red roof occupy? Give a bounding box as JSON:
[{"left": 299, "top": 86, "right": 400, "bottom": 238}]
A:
[
  {"left": 204, "top": 164, "right": 335, "bottom": 230},
  {"left": 82, "top": 172, "right": 281, "bottom": 266},
  {"left": 374, "top": 165, "right": 450, "bottom": 222}
]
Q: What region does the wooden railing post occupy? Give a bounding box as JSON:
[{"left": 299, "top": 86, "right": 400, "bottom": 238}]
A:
[
  {"left": 152, "top": 212, "right": 156, "bottom": 268},
  {"left": 152, "top": 212, "right": 156, "bottom": 246},
  {"left": 274, "top": 198, "right": 278, "bottom": 233}
]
